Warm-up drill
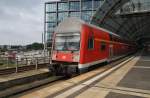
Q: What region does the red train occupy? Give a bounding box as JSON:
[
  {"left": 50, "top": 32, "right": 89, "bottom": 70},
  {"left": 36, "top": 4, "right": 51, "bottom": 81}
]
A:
[{"left": 49, "top": 18, "right": 136, "bottom": 76}]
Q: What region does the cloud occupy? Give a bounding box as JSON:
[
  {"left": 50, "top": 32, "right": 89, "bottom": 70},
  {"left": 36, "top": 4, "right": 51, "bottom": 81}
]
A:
[{"left": 0, "top": 0, "right": 58, "bottom": 45}]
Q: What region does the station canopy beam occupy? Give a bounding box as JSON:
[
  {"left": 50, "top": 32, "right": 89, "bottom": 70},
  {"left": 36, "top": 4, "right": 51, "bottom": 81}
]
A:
[{"left": 91, "top": 0, "right": 150, "bottom": 44}]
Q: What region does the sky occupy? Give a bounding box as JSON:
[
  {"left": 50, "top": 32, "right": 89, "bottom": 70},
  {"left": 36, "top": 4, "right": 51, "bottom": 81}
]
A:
[{"left": 0, "top": 0, "right": 57, "bottom": 45}]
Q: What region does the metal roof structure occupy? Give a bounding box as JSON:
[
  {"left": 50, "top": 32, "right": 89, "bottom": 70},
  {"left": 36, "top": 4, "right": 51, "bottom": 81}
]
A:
[{"left": 91, "top": 0, "right": 150, "bottom": 44}]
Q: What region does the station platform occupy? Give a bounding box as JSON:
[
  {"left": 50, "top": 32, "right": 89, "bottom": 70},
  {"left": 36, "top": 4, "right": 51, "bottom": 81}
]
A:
[{"left": 75, "top": 50, "right": 150, "bottom": 98}]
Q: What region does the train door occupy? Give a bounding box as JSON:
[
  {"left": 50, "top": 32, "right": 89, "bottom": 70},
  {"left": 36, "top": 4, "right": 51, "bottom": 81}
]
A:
[{"left": 109, "top": 44, "right": 113, "bottom": 61}]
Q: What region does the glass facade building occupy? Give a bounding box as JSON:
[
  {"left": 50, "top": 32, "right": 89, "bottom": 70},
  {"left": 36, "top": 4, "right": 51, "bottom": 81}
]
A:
[{"left": 45, "top": 0, "right": 104, "bottom": 47}]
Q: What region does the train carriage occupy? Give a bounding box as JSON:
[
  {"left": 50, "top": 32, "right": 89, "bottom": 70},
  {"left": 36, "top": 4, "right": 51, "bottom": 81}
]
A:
[{"left": 49, "top": 18, "right": 136, "bottom": 76}]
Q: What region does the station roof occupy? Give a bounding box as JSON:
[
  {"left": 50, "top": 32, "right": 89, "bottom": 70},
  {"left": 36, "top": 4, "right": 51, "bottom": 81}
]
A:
[{"left": 91, "top": 0, "right": 150, "bottom": 43}]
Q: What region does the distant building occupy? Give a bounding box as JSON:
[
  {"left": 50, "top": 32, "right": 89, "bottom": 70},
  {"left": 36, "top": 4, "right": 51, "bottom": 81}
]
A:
[
  {"left": 0, "top": 45, "right": 11, "bottom": 50},
  {"left": 0, "top": 45, "right": 26, "bottom": 52},
  {"left": 45, "top": 0, "right": 104, "bottom": 47}
]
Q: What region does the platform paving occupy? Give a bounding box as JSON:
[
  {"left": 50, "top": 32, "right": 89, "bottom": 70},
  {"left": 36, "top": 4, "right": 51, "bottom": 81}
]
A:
[
  {"left": 75, "top": 50, "right": 150, "bottom": 98},
  {"left": 117, "top": 67, "right": 150, "bottom": 90},
  {"left": 106, "top": 50, "right": 150, "bottom": 98},
  {"left": 106, "top": 92, "right": 144, "bottom": 98},
  {"left": 114, "top": 50, "right": 150, "bottom": 97}
]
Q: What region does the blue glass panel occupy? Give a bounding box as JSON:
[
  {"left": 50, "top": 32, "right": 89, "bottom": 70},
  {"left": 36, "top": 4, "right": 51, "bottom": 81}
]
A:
[
  {"left": 58, "top": 12, "right": 68, "bottom": 22},
  {"left": 81, "top": 11, "right": 92, "bottom": 22},
  {"left": 94, "top": 0, "right": 101, "bottom": 10},
  {"left": 82, "top": 1, "right": 92, "bottom": 10},
  {"left": 70, "top": 12, "right": 81, "bottom": 18},
  {"left": 46, "top": 3, "right": 57, "bottom": 12},
  {"left": 46, "top": 13, "right": 56, "bottom": 22},
  {"left": 58, "top": 2, "right": 68, "bottom": 11},
  {"left": 47, "top": 31, "right": 53, "bottom": 41},
  {"left": 46, "top": 23, "right": 56, "bottom": 35},
  {"left": 70, "top": 1, "right": 80, "bottom": 11},
  {"left": 47, "top": 22, "right": 56, "bottom": 28}
]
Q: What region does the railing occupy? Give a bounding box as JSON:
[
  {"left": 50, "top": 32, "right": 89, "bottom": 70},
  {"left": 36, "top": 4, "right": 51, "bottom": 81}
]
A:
[{"left": 0, "top": 56, "right": 50, "bottom": 72}]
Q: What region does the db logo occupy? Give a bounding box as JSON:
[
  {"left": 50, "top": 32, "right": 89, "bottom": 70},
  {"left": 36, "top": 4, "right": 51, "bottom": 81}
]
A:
[{"left": 62, "top": 56, "right": 66, "bottom": 59}]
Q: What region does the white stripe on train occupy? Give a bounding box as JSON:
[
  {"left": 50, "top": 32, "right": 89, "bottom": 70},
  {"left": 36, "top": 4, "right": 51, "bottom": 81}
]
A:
[
  {"left": 78, "top": 58, "right": 107, "bottom": 69},
  {"left": 78, "top": 54, "right": 127, "bottom": 69}
]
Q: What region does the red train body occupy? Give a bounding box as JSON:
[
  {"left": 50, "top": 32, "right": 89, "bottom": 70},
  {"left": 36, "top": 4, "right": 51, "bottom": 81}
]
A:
[{"left": 49, "top": 18, "right": 136, "bottom": 76}]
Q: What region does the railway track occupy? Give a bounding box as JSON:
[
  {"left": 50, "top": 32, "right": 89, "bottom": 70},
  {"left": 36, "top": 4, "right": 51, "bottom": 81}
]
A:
[{"left": 0, "top": 64, "right": 48, "bottom": 75}]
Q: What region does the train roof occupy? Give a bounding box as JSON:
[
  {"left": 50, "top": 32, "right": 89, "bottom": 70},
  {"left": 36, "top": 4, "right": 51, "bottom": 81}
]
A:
[
  {"left": 55, "top": 17, "right": 84, "bottom": 34},
  {"left": 55, "top": 17, "right": 121, "bottom": 38}
]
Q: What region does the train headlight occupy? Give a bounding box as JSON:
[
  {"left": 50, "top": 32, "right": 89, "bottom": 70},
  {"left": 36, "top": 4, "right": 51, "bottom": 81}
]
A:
[{"left": 73, "top": 55, "right": 79, "bottom": 62}]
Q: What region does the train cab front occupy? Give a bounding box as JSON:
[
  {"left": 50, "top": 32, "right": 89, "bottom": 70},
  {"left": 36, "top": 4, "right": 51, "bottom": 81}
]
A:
[{"left": 50, "top": 32, "right": 80, "bottom": 76}]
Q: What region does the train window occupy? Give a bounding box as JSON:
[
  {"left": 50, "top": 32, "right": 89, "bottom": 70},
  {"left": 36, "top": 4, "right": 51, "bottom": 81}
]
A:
[
  {"left": 88, "top": 37, "right": 94, "bottom": 49},
  {"left": 55, "top": 33, "right": 80, "bottom": 51},
  {"left": 101, "top": 42, "right": 106, "bottom": 51},
  {"left": 109, "top": 34, "right": 113, "bottom": 41}
]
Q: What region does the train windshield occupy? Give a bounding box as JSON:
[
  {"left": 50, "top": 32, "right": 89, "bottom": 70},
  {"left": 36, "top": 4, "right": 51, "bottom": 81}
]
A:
[{"left": 54, "top": 33, "right": 80, "bottom": 51}]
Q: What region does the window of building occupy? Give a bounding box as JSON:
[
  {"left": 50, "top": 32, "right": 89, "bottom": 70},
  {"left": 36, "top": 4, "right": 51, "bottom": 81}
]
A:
[
  {"left": 70, "top": 12, "right": 80, "bottom": 18},
  {"left": 58, "top": 2, "right": 68, "bottom": 11},
  {"left": 47, "top": 22, "right": 56, "bottom": 28},
  {"left": 46, "top": 3, "right": 57, "bottom": 12},
  {"left": 81, "top": 11, "right": 92, "bottom": 22},
  {"left": 46, "top": 13, "right": 56, "bottom": 22},
  {"left": 47, "top": 31, "right": 54, "bottom": 42},
  {"left": 88, "top": 37, "right": 94, "bottom": 49},
  {"left": 94, "top": 0, "right": 104, "bottom": 10},
  {"left": 58, "top": 12, "right": 68, "bottom": 22},
  {"left": 47, "top": 27, "right": 54, "bottom": 32},
  {"left": 101, "top": 42, "right": 106, "bottom": 51},
  {"left": 82, "top": 1, "right": 92, "bottom": 10},
  {"left": 69, "top": 1, "right": 80, "bottom": 11},
  {"left": 46, "top": 23, "right": 56, "bottom": 32}
]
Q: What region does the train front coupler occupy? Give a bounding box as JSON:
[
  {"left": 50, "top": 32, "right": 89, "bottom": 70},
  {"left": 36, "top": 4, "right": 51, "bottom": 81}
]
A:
[{"left": 48, "top": 63, "right": 78, "bottom": 77}]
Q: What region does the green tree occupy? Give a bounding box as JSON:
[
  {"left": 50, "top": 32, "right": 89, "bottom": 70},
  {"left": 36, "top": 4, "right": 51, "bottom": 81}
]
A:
[{"left": 26, "top": 43, "right": 44, "bottom": 50}]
